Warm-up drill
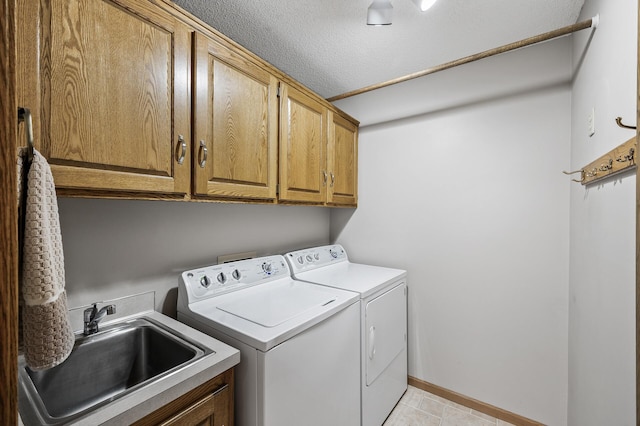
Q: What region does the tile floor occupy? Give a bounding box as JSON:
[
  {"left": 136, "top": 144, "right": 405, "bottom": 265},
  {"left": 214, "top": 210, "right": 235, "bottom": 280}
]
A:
[{"left": 383, "top": 385, "right": 517, "bottom": 426}]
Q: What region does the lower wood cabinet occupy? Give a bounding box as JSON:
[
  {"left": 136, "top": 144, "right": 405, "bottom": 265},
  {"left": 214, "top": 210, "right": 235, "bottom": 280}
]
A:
[{"left": 132, "top": 368, "right": 234, "bottom": 426}]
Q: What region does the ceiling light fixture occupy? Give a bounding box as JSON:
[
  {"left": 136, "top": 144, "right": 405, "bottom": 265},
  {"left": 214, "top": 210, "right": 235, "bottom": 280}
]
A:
[
  {"left": 367, "top": 0, "right": 437, "bottom": 25},
  {"left": 367, "top": 0, "right": 393, "bottom": 26},
  {"left": 411, "top": 0, "right": 437, "bottom": 12}
]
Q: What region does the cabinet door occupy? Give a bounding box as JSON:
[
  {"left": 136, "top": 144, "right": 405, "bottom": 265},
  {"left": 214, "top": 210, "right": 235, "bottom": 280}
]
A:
[
  {"left": 131, "top": 369, "right": 234, "bottom": 426},
  {"left": 327, "top": 111, "right": 358, "bottom": 206},
  {"left": 279, "top": 83, "right": 327, "bottom": 204},
  {"left": 20, "top": 0, "right": 192, "bottom": 195},
  {"left": 160, "top": 384, "right": 230, "bottom": 426},
  {"left": 193, "top": 33, "right": 278, "bottom": 201}
]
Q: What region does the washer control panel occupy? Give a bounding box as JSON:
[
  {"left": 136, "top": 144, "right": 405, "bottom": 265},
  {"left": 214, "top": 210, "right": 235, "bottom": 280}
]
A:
[
  {"left": 181, "top": 255, "right": 290, "bottom": 300},
  {"left": 285, "top": 244, "right": 348, "bottom": 273}
]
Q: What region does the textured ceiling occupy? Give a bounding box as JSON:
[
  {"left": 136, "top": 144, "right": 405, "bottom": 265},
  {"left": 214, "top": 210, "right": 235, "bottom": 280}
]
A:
[{"left": 172, "top": 0, "right": 585, "bottom": 99}]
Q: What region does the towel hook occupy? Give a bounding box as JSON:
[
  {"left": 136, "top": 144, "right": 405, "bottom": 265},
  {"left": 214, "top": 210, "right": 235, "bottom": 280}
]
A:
[
  {"left": 616, "top": 147, "right": 635, "bottom": 164},
  {"left": 598, "top": 159, "right": 613, "bottom": 171},
  {"left": 615, "top": 117, "right": 636, "bottom": 130},
  {"left": 18, "top": 107, "right": 34, "bottom": 163},
  {"left": 562, "top": 169, "right": 584, "bottom": 183}
]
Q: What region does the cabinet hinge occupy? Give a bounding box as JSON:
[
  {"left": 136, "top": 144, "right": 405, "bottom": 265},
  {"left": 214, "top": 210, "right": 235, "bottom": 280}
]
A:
[
  {"left": 276, "top": 84, "right": 281, "bottom": 98},
  {"left": 276, "top": 183, "right": 280, "bottom": 195}
]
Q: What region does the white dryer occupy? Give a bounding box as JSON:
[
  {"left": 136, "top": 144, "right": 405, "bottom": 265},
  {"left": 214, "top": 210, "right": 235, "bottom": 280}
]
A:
[
  {"left": 285, "top": 244, "right": 407, "bottom": 426},
  {"left": 177, "top": 255, "right": 360, "bottom": 426}
]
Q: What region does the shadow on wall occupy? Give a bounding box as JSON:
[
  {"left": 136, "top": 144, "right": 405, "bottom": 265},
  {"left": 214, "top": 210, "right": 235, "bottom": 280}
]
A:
[
  {"left": 572, "top": 17, "right": 597, "bottom": 84},
  {"left": 359, "top": 79, "right": 572, "bottom": 136},
  {"left": 581, "top": 167, "right": 636, "bottom": 199},
  {"left": 330, "top": 208, "right": 357, "bottom": 243},
  {"left": 333, "top": 36, "right": 574, "bottom": 128},
  {"left": 163, "top": 287, "right": 179, "bottom": 318},
  {"left": 57, "top": 197, "right": 331, "bottom": 314}
]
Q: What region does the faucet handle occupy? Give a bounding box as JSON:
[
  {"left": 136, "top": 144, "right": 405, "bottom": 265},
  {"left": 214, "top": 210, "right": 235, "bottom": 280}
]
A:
[
  {"left": 83, "top": 303, "right": 116, "bottom": 335},
  {"left": 84, "top": 304, "right": 98, "bottom": 322}
]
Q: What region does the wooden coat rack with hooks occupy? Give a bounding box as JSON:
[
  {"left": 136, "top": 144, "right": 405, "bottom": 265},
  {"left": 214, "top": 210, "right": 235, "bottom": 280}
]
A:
[{"left": 564, "top": 118, "right": 636, "bottom": 185}]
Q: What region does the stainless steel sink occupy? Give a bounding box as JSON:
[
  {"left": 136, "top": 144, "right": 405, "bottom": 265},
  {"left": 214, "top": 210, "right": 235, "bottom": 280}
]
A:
[{"left": 18, "top": 316, "right": 212, "bottom": 425}]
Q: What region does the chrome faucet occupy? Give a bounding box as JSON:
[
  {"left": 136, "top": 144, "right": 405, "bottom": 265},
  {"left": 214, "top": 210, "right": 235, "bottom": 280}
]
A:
[{"left": 83, "top": 303, "right": 116, "bottom": 335}]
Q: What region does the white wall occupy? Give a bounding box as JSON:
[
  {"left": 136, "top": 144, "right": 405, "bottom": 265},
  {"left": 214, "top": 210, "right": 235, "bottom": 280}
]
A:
[
  {"left": 568, "top": 0, "right": 637, "bottom": 425},
  {"left": 331, "top": 40, "right": 573, "bottom": 425},
  {"left": 58, "top": 198, "right": 330, "bottom": 317}
]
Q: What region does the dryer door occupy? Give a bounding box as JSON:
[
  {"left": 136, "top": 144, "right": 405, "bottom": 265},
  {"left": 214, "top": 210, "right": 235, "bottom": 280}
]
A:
[{"left": 365, "top": 282, "right": 407, "bottom": 386}]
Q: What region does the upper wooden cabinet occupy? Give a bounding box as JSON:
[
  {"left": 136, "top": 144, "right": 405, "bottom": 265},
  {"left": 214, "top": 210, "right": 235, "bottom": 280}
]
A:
[
  {"left": 327, "top": 111, "right": 358, "bottom": 206},
  {"left": 17, "top": 0, "right": 358, "bottom": 205},
  {"left": 279, "top": 84, "right": 358, "bottom": 207},
  {"left": 279, "top": 83, "right": 328, "bottom": 204},
  {"left": 192, "top": 33, "right": 279, "bottom": 201},
  {"left": 18, "top": 0, "right": 192, "bottom": 196}
]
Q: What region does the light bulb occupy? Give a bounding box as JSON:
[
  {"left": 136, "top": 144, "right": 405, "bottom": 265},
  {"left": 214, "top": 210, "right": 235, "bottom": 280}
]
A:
[{"left": 413, "top": 0, "right": 437, "bottom": 12}]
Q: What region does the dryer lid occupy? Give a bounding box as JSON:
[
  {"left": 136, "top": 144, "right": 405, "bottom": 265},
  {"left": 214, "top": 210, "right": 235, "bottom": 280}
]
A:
[{"left": 294, "top": 262, "right": 406, "bottom": 298}]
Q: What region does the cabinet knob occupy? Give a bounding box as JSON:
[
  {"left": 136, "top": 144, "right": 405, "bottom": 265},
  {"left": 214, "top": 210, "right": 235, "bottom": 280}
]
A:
[
  {"left": 322, "top": 170, "right": 328, "bottom": 186},
  {"left": 330, "top": 172, "right": 335, "bottom": 187},
  {"left": 176, "top": 134, "right": 187, "bottom": 165},
  {"left": 198, "top": 140, "right": 208, "bottom": 168}
]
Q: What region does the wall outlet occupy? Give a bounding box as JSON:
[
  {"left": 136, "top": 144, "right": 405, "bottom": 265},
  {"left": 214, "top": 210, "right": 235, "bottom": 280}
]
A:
[{"left": 588, "top": 108, "right": 595, "bottom": 137}]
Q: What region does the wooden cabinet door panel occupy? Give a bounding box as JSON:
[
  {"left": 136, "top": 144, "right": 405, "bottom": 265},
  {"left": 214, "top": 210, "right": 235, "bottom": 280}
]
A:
[
  {"left": 22, "top": 0, "right": 191, "bottom": 194},
  {"left": 193, "top": 33, "right": 278, "bottom": 200},
  {"left": 160, "top": 385, "right": 230, "bottom": 426},
  {"left": 132, "top": 369, "right": 234, "bottom": 426},
  {"left": 327, "top": 111, "right": 358, "bottom": 206},
  {"left": 279, "top": 83, "right": 327, "bottom": 203},
  {"left": 211, "top": 384, "right": 231, "bottom": 426}
]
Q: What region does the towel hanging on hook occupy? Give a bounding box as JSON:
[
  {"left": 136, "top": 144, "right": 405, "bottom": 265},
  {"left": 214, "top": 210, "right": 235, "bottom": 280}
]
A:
[{"left": 17, "top": 105, "right": 75, "bottom": 370}]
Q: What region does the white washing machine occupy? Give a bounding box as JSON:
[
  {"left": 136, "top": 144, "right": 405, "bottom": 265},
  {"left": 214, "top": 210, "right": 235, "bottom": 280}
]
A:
[
  {"left": 285, "top": 244, "right": 407, "bottom": 426},
  {"left": 177, "top": 255, "right": 360, "bottom": 426}
]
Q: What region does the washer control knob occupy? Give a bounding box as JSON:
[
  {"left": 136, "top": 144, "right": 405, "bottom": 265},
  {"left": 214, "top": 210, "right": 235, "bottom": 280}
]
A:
[
  {"left": 297, "top": 256, "right": 304, "bottom": 264},
  {"left": 262, "top": 262, "right": 272, "bottom": 274},
  {"left": 217, "top": 272, "right": 227, "bottom": 284},
  {"left": 306, "top": 254, "right": 314, "bottom": 262},
  {"left": 232, "top": 269, "right": 241, "bottom": 280},
  {"left": 330, "top": 249, "right": 338, "bottom": 258},
  {"left": 314, "top": 253, "right": 320, "bottom": 260},
  {"left": 200, "top": 275, "right": 211, "bottom": 288}
]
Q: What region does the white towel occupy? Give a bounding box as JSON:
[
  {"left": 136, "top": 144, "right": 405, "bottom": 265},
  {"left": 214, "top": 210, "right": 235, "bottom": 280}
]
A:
[{"left": 18, "top": 148, "right": 74, "bottom": 370}]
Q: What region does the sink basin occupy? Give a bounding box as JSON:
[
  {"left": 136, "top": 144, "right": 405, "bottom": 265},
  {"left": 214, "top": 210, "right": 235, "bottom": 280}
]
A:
[{"left": 18, "top": 316, "right": 212, "bottom": 425}]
